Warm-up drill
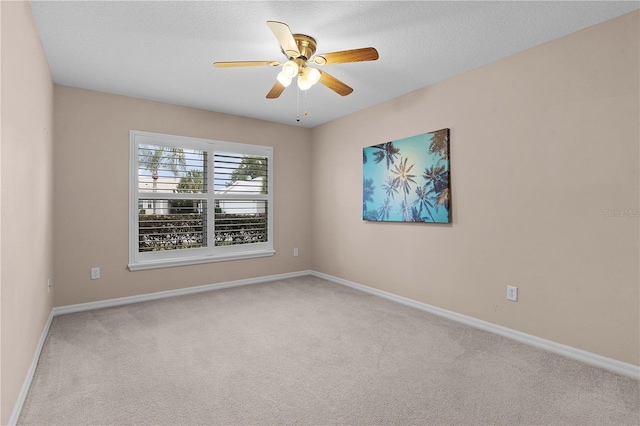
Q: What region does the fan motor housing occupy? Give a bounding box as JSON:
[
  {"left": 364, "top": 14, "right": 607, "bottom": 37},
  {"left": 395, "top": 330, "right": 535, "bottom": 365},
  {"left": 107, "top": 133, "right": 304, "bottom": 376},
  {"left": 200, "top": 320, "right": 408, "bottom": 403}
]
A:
[{"left": 290, "top": 34, "right": 317, "bottom": 60}]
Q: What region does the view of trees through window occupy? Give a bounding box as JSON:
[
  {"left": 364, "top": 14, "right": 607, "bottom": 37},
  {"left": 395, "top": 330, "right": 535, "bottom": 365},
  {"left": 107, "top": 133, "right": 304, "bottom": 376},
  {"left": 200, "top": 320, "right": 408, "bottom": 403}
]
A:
[{"left": 137, "top": 145, "right": 268, "bottom": 253}]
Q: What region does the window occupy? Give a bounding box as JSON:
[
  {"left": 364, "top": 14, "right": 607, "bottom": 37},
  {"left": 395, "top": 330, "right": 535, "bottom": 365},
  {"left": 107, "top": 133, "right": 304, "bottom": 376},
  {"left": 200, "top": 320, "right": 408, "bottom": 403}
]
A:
[{"left": 129, "top": 131, "right": 274, "bottom": 271}]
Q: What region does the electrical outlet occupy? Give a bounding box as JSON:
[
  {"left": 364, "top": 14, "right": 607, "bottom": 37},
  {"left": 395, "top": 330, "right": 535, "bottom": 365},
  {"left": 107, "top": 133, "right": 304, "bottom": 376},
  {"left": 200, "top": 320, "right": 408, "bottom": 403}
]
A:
[
  {"left": 293, "top": 248, "right": 299, "bottom": 257},
  {"left": 91, "top": 267, "right": 100, "bottom": 280},
  {"left": 47, "top": 279, "right": 52, "bottom": 293},
  {"left": 507, "top": 285, "right": 518, "bottom": 302}
]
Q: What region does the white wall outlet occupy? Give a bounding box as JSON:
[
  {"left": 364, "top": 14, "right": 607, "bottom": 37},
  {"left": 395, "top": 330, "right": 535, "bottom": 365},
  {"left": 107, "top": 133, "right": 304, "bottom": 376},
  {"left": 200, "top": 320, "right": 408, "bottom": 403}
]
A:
[
  {"left": 293, "top": 248, "right": 299, "bottom": 257},
  {"left": 507, "top": 285, "right": 518, "bottom": 302},
  {"left": 91, "top": 267, "right": 100, "bottom": 280},
  {"left": 47, "top": 278, "right": 52, "bottom": 293}
]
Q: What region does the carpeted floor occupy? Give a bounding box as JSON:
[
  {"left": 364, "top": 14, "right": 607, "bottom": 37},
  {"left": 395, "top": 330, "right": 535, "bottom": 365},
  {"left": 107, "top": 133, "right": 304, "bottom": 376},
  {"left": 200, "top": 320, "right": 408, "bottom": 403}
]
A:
[{"left": 18, "top": 275, "right": 640, "bottom": 425}]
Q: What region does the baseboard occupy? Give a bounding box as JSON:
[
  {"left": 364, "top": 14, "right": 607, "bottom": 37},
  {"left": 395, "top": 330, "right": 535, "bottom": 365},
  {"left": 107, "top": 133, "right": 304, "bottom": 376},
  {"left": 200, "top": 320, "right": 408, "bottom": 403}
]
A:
[
  {"left": 310, "top": 271, "right": 640, "bottom": 380},
  {"left": 7, "top": 310, "right": 54, "bottom": 426},
  {"left": 53, "top": 270, "right": 313, "bottom": 316}
]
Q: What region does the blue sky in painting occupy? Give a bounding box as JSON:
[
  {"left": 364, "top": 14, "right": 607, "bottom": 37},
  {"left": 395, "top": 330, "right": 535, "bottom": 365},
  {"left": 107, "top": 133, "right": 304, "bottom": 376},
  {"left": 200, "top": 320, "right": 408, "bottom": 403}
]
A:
[{"left": 363, "top": 131, "right": 450, "bottom": 223}]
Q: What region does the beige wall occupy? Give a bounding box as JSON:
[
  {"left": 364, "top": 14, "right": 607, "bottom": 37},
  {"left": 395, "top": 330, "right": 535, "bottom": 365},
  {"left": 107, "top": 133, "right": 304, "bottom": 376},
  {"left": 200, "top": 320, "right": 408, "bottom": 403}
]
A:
[
  {"left": 53, "top": 86, "right": 312, "bottom": 307},
  {"left": 311, "top": 11, "right": 640, "bottom": 365},
  {"left": 0, "top": 1, "right": 55, "bottom": 424},
  {"left": 1, "top": 9, "right": 636, "bottom": 421}
]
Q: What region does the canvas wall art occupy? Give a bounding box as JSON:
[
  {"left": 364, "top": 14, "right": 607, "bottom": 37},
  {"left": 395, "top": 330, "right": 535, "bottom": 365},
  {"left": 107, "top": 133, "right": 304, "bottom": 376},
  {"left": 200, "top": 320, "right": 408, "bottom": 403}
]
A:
[{"left": 363, "top": 128, "right": 450, "bottom": 223}]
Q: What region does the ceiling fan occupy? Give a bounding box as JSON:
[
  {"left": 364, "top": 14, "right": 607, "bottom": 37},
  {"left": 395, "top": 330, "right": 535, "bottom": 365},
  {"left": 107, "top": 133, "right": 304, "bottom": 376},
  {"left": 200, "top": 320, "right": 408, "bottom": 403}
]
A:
[{"left": 213, "top": 21, "right": 379, "bottom": 99}]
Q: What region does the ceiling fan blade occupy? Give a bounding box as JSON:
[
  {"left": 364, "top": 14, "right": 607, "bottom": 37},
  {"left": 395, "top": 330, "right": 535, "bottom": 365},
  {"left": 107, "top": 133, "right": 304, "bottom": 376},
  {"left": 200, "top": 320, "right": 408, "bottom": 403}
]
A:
[
  {"left": 266, "top": 21, "right": 300, "bottom": 58},
  {"left": 319, "top": 71, "right": 353, "bottom": 96},
  {"left": 213, "top": 61, "right": 280, "bottom": 68},
  {"left": 312, "top": 47, "right": 379, "bottom": 65},
  {"left": 266, "top": 81, "right": 286, "bottom": 99}
]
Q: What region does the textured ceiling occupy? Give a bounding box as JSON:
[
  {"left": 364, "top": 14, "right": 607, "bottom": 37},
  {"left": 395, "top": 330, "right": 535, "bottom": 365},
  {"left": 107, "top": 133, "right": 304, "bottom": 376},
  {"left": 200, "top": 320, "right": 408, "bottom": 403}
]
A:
[{"left": 29, "top": 1, "right": 639, "bottom": 128}]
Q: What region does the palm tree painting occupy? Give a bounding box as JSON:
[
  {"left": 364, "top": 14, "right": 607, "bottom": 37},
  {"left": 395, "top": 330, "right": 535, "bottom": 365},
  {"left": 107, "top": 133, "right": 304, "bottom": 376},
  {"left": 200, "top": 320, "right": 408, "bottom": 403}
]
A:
[
  {"left": 363, "top": 178, "right": 375, "bottom": 218},
  {"left": 362, "top": 129, "right": 450, "bottom": 223}
]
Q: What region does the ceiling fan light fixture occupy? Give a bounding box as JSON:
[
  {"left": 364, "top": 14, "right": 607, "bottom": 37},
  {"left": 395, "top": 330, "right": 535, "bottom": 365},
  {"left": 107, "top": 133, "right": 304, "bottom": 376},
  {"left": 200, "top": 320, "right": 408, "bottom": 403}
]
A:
[
  {"left": 281, "top": 60, "right": 299, "bottom": 79},
  {"left": 297, "top": 67, "right": 320, "bottom": 91},
  {"left": 276, "top": 71, "right": 292, "bottom": 87},
  {"left": 306, "top": 67, "right": 321, "bottom": 85},
  {"left": 297, "top": 77, "right": 313, "bottom": 91}
]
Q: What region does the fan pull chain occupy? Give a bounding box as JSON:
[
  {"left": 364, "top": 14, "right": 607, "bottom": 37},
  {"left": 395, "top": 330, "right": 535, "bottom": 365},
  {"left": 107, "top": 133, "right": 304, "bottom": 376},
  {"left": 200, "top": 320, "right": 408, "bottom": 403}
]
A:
[
  {"left": 304, "top": 90, "right": 308, "bottom": 116},
  {"left": 296, "top": 85, "right": 300, "bottom": 122}
]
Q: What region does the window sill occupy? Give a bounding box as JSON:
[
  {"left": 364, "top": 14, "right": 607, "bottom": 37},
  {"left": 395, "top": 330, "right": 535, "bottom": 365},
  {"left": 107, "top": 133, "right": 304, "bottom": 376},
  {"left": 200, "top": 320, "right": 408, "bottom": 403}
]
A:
[{"left": 128, "top": 249, "right": 276, "bottom": 271}]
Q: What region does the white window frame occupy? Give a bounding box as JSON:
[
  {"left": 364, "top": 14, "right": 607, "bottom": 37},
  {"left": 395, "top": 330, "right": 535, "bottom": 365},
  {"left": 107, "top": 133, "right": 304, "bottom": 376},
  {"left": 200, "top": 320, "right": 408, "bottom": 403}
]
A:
[{"left": 129, "top": 130, "right": 274, "bottom": 271}]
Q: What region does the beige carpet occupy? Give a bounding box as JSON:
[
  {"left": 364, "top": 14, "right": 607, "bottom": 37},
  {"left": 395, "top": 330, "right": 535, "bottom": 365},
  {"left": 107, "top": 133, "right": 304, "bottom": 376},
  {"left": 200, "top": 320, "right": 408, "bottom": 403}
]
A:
[{"left": 18, "top": 275, "right": 639, "bottom": 425}]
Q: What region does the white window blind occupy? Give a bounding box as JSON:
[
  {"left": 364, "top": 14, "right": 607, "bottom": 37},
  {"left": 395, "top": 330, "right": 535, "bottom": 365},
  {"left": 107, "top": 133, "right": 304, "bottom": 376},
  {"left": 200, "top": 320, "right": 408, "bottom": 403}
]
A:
[
  {"left": 137, "top": 145, "right": 207, "bottom": 253},
  {"left": 129, "top": 131, "right": 274, "bottom": 271},
  {"left": 214, "top": 153, "right": 268, "bottom": 247}
]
